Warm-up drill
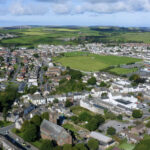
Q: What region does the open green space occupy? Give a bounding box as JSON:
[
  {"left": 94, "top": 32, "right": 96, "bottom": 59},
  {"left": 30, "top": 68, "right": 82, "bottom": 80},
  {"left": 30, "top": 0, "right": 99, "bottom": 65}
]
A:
[
  {"left": 118, "top": 141, "right": 135, "bottom": 150},
  {"left": 133, "top": 135, "right": 150, "bottom": 150},
  {"left": 109, "top": 67, "right": 138, "bottom": 75},
  {"left": 0, "top": 121, "right": 12, "bottom": 128},
  {"left": 55, "top": 52, "right": 142, "bottom": 72},
  {"left": 70, "top": 106, "right": 95, "bottom": 116},
  {"left": 63, "top": 123, "right": 78, "bottom": 132},
  {"left": 1, "top": 26, "right": 150, "bottom": 47}
]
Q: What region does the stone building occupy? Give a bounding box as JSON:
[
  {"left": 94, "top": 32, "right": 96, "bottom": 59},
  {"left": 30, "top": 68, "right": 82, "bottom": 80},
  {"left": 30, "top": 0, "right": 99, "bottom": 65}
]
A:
[{"left": 40, "top": 119, "right": 72, "bottom": 146}]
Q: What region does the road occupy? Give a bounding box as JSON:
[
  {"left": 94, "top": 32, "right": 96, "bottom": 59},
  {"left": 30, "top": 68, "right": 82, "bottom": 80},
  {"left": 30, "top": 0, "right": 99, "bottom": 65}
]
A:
[
  {"left": 0, "top": 124, "right": 15, "bottom": 134},
  {"left": 39, "top": 67, "right": 44, "bottom": 90},
  {"left": 11, "top": 57, "right": 21, "bottom": 82},
  {"left": 0, "top": 124, "right": 38, "bottom": 150},
  {"left": 11, "top": 64, "right": 21, "bottom": 82}
]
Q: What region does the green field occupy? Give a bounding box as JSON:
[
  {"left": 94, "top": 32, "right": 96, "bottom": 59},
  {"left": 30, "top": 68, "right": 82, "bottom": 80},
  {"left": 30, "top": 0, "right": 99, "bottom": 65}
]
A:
[
  {"left": 55, "top": 52, "right": 142, "bottom": 72},
  {"left": 0, "top": 27, "right": 98, "bottom": 47},
  {"left": 1, "top": 26, "right": 150, "bottom": 47},
  {"left": 118, "top": 141, "right": 135, "bottom": 150},
  {"left": 0, "top": 121, "right": 12, "bottom": 127},
  {"left": 70, "top": 106, "right": 95, "bottom": 116},
  {"left": 109, "top": 67, "right": 138, "bottom": 75}
]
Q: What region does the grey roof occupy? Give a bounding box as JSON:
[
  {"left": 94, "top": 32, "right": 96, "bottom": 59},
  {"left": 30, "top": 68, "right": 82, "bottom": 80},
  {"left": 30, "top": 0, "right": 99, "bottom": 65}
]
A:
[
  {"left": 30, "top": 94, "right": 44, "bottom": 100},
  {"left": 40, "top": 119, "right": 69, "bottom": 141},
  {"left": 90, "top": 131, "right": 112, "bottom": 143}
]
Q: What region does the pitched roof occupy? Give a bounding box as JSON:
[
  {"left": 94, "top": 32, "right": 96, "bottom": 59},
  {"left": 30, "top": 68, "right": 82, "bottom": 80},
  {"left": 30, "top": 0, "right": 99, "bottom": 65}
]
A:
[
  {"left": 40, "top": 119, "right": 69, "bottom": 141},
  {"left": 90, "top": 131, "right": 112, "bottom": 143}
]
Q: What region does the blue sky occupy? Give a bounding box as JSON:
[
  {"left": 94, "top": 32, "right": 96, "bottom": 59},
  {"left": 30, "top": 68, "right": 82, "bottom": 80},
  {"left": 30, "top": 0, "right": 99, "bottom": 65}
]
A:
[{"left": 1, "top": 0, "right": 150, "bottom": 27}]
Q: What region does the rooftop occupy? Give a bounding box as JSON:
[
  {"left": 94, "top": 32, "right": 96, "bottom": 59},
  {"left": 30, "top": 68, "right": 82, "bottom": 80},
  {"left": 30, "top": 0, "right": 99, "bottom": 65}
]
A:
[{"left": 90, "top": 131, "right": 112, "bottom": 143}]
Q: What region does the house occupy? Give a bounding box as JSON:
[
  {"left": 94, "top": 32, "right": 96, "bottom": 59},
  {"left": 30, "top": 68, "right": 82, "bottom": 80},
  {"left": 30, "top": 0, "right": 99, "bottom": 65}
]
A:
[
  {"left": 18, "top": 82, "right": 26, "bottom": 93},
  {"left": 89, "top": 132, "right": 115, "bottom": 149},
  {"left": 80, "top": 99, "right": 105, "bottom": 115},
  {"left": 40, "top": 119, "right": 72, "bottom": 146},
  {"left": 25, "top": 92, "right": 46, "bottom": 105},
  {"left": 23, "top": 103, "right": 36, "bottom": 116},
  {"left": 46, "top": 67, "right": 61, "bottom": 77},
  {"left": 15, "top": 118, "right": 24, "bottom": 130},
  {"left": 73, "top": 92, "right": 86, "bottom": 100}
]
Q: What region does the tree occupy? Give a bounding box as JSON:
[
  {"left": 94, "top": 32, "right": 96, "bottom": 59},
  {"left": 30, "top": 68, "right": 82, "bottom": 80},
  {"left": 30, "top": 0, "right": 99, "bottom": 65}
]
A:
[
  {"left": 33, "top": 53, "right": 39, "bottom": 58},
  {"left": 87, "top": 138, "right": 99, "bottom": 150},
  {"left": 85, "top": 114, "right": 105, "bottom": 131},
  {"left": 129, "top": 74, "right": 140, "bottom": 81},
  {"left": 68, "top": 69, "right": 82, "bottom": 80},
  {"left": 3, "top": 108, "right": 7, "bottom": 121},
  {"left": 65, "top": 100, "right": 73, "bottom": 107},
  {"left": 53, "top": 99, "right": 59, "bottom": 104},
  {"left": 25, "top": 85, "right": 37, "bottom": 94},
  {"left": 146, "top": 121, "right": 150, "bottom": 128},
  {"left": 21, "top": 120, "right": 30, "bottom": 132},
  {"left": 86, "top": 118, "right": 100, "bottom": 131},
  {"left": 88, "top": 77, "right": 97, "bottom": 85},
  {"left": 129, "top": 74, "right": 145, "bottom": 85},
  {"left": 30, "top": 115, "right": 42, "bottom": 127},
  {"left": 101, "top": 93, "right": 108, "bottom": 99},
  {"left": 132, "top": 110, "right": 143, "bottom": 118},
  {"left": 79, "top": 112, "right": 91, "bottom": 122},
  {"left": 41, "top": 112, "right": 49, "bottom": 121},
  {"left": 0, "top": 56, "right": 4, "bottom": 62},
  {"left": 54, "top": 146, "right": 63, "bottom": 150},
  {"left": 70, "top": 116, "right": 80, "bottom": 124},
  {"left": 23, "top": 123, "right": 38, "bottom": 142},
  {"left": 40, "top": 140, "right": 54, "bottom": 150},
  {"left": 100, "top": 81, "right": 107, "bottom": 87},
  {"left": 117, "top": 114, "right": 123, "bottom": 120},
  {"left": 75, "top": 143, "right": 87, "bottom": 150},
  {"left": 42, "top": 66, "right": 48, "bottom": 71},
  {"left": 107, "top": 127, "right": 116, "bottom": 135},
  {"left": 63, "top": 144, "right": 72, "bottom": 150},
  {"left": 105, "top": 111, "right": 116, "bottom": 120}
]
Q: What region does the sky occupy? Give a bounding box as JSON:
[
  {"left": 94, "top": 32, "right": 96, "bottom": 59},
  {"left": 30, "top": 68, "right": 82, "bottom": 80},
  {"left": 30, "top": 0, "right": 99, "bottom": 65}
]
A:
[{"left": 1, "top": 0, "right": 150, "bottom": 27}]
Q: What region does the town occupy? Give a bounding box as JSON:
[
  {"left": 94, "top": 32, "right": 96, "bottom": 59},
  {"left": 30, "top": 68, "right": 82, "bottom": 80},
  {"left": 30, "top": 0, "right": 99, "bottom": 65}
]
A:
[{"left": 0, "top": 42, "right": 150, "bottom": 150}]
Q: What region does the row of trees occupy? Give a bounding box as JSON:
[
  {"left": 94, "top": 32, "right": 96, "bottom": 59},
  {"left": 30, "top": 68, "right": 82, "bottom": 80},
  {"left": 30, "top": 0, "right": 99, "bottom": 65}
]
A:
[
  {"left": 17, "top": 113, "right": 49, "bottom": 142},
  {"left": 17, "top": 112, "right": 100, "bottom": 150},
  {"left": 129, "top": 74, "right": 145, "bottom": 87},
  {"left": 40, "top": 138, "right": 99, "bottom": 150},
  {"left": 0, "top": 83, "right": 19, "bottom": 120},
  {"left": 70, "top": 111, "right": 105, "bottom": 131}
]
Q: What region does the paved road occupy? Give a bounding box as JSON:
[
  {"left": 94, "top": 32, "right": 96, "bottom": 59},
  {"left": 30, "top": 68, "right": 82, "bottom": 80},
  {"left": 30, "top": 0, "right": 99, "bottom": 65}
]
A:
[
  {"left": 39, "top": 67, "right": 44, "bottom": 90},
  {"left": 0, "top": 124, "right": 15, "bottom": 134},
  {"left": 11, "top": 64, "right": 21, "bottom": 82},
  {"left": 10, "top": 131, "right": 38, "bottom": 150},
  {"left": 0, "top": 124, "right": 38, "bottom": 150}
]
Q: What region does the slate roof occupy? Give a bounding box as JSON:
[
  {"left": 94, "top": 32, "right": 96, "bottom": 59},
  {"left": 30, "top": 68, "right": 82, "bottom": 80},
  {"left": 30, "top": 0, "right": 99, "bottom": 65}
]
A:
[{"left": 40, "top": 119, "right": 69, "bottom": 141}]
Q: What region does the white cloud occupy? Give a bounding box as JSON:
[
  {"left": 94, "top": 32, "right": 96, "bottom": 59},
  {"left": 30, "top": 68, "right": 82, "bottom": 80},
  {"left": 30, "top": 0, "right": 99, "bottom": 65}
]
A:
[
  {"left": 52, "top": 3, "right": 72, "bottom": 14},
  {"left": 10, "top": 0, "right": 49, "bottom": 15},
  {"left": 2, "top": 0, "right": 150, "bottom": 16}
]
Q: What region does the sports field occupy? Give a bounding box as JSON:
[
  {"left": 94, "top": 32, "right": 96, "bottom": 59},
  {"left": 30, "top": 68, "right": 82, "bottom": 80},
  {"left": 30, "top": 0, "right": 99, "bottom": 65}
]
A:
[
  {"left": 109, "top": 67, "right": 138, "bottom": 75},
  {"left": 55, "top": 52, "right": 142, "bottom": 72}
]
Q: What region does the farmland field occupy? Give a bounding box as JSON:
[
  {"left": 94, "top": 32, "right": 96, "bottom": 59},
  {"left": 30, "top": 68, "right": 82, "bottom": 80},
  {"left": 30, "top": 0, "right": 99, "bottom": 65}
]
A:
[
  {"left": 54, "top": 52, "right": 142, "bottom": 72},
  {"left": 1, "top": 26, "right": 150, "bottom": 47}
]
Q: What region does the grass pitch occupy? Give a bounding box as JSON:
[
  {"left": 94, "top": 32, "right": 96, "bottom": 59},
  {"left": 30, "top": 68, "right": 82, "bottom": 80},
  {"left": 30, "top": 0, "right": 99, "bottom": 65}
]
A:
[
  {"left": 55, "top": 52, "right": 142, "bottom": 72},
  {"left": 109, "top": 67, "right": 138, "bottom": 75}
]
